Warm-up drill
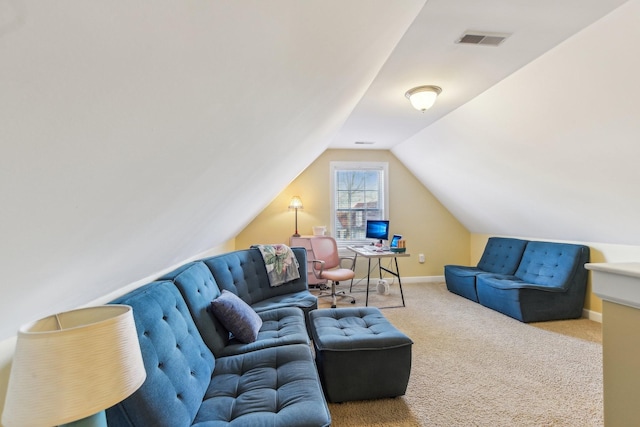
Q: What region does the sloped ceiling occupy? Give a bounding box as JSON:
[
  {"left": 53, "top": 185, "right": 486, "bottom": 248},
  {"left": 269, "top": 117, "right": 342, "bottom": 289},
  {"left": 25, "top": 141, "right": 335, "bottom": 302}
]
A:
[
  {"left": 393, "top": 0, "right": 640, "bottom": 245},
  {"left": 330, "top": 0, "right": 630, "bottom": 149},
  {"left": 0, "top": 0, "right": 425, "bottom": 339},
  {"left": 0, "top": 0, "right": 636, "bottom": 340}
]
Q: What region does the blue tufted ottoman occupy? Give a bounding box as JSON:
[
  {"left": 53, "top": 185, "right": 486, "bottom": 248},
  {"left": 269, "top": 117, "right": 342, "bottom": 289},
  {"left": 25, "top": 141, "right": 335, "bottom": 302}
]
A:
[{"left": 309, "top": 307, "right": 413, "bottom": 402}]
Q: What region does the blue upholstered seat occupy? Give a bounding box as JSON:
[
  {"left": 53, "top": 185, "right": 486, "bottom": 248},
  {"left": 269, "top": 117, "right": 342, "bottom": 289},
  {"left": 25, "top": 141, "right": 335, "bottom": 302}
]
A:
[
  {"left": 445, "top": 238, "right": 590, "bottom": 322},
  {"left": 309, "top": 307, "right": 413, "bottom": 403},
  {"left": 445, "top": 237, "right": 528, "bottom": 301},
  {"left": 197, "top": 344, "right": 331, "bottom": 426},
  {"left": 163, "top": 261, "right": 309, "bottom": 357},
  {"left": 107, "top": 281, "right": 331, "bottom": 427},
  {"left": 107, "top": 282, "right": 216, "bottom": 426},
  {"left": 476, "top": 241, "right": 590, "bottom": 322},
  {"left": 201, "top": 248, "right": 318, "bottom": 317}
]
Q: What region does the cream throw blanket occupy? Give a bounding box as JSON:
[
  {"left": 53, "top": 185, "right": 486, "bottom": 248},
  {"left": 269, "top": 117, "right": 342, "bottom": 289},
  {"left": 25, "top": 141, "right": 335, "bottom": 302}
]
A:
[{"left": 251, "top": 244, "right": 300, "bottom": 287}]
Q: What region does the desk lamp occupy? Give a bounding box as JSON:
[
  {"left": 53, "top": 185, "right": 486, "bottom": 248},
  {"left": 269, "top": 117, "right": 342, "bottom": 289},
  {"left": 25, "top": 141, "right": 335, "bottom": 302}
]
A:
[{"left": 2, "top": 305, "right": 146, "bottom": 427}]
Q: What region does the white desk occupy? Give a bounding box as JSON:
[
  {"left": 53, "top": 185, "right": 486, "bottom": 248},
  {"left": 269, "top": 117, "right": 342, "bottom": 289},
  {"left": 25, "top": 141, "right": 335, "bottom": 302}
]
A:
[{"left": 347, "top": 246, "right": 410, "bottom": 307}]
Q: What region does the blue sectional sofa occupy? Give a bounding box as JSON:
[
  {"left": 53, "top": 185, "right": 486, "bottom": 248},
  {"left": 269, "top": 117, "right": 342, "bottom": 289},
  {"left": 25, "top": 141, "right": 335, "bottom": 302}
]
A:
[
  {"left": 445, "top": 238, "right": 590, "bottom": 322},
  {"left": 106, "top": 247, "right": 331, "bottom": 427}
]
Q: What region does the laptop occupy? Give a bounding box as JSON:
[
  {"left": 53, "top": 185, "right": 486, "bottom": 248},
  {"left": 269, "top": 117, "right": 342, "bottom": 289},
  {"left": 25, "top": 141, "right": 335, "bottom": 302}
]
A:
[{"left": 390, "top": 234, "right": 402, "bottom": 248}]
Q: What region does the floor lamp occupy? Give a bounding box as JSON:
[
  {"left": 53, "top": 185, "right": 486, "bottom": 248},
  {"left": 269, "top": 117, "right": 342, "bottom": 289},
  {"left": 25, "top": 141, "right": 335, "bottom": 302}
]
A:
[
  {"left": 289, "top": 196, "right": 303, "bottom": 237},
  {"left": 2, "top": 305, "right": 147, "bottom": 427}
]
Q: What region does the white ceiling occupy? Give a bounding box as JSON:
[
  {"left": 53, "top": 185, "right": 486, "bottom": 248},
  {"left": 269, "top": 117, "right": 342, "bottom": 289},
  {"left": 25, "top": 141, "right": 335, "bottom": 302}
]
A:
[
  {"left": 393, "top": 0, "right": 640, "bottom": 244},
  {"left": 330, "top": 0, "right": 630, "bottom": 149}
]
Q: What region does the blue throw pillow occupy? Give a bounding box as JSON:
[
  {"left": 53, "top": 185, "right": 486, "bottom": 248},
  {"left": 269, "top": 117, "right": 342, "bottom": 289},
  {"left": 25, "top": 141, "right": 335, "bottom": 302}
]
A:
[{"left": 210, "top": 290, "right": 262, "bottom": 343}]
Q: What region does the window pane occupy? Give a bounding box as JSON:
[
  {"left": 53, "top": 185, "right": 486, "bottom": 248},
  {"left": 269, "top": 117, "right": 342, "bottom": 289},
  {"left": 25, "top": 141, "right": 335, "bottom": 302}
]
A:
[{"left": 331, "top": 162, "right": 387, "bottom": 244}]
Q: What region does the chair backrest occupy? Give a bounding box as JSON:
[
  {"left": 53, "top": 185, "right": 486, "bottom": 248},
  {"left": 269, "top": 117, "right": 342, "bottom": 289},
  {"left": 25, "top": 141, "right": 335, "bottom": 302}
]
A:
[
  {"left": 514, "top": 241, "right": 590, "bottom": 290},
  {"left": 477, "top": 237, "right": 528, "bottom": 275},
  {"left": 310, "top": 236, "right": 341, "bottom": 270}
]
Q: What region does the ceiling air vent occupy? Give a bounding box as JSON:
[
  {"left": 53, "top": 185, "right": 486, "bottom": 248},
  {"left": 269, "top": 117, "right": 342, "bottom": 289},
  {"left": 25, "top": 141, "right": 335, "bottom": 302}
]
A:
[
  {"left": 354, "top": 141, "right": 375, "bottom": 145},
  {"left": 456, "top": 32, "right": 510, "bottom": 47}
]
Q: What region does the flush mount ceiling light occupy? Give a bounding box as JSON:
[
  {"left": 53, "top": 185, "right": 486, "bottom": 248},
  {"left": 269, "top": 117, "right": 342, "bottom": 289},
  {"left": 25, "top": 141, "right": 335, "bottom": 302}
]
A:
[{"left": 405, "top": 85, "right": 442, "bottom": 112}]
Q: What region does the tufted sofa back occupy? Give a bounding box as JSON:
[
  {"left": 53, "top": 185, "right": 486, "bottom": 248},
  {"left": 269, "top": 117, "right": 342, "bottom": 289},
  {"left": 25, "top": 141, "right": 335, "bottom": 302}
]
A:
[
  {"left": 202, "top": 248, "right": 308, "bottom": 305},
  {"left": 477, "top": 237, "right": 528, "bottom": 274},
  {"left": 107, "top": 281, "right": 215, "bottom": 427},
  {"left": 515, "top": 241, "right": 590, "bottom": 290},
  {"left": 162, "top": 261, "right": 231, "bottom": 355}
]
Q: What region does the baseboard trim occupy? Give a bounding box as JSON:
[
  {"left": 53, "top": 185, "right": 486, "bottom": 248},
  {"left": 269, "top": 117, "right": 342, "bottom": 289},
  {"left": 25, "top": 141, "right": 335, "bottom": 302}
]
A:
[
  {"left": 400, "top": 275, "right": 444, "bottom": 284},
  {"left": 395, "top": 276, "right": 603, "bottom": 323},
  {"left": 583, "top": 308, "right": 602, "bottom": 323}
]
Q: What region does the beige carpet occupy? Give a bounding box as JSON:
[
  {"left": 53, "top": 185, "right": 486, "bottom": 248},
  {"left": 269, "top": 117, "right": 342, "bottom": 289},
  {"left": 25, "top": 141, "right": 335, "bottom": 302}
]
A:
[{"left": 314, "top": 281, "right": 603, "bottom": 427}]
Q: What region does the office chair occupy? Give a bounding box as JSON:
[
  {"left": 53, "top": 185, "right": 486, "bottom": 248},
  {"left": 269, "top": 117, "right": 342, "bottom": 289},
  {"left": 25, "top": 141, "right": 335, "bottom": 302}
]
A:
[{"left": 310, "top": 236, "right": 356, "bottom": 308}]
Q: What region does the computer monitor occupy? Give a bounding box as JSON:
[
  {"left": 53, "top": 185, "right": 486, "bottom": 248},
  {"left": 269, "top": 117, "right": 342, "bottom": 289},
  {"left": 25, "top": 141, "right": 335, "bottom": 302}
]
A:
[{"left": 365, "top": 220, "right": 390, "bottom": 243}]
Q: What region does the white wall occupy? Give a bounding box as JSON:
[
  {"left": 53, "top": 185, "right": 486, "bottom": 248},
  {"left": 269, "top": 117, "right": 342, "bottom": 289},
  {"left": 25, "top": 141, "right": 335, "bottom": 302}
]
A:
[{"left": 0, "top": 1, "right": 424, "bottom": 342}]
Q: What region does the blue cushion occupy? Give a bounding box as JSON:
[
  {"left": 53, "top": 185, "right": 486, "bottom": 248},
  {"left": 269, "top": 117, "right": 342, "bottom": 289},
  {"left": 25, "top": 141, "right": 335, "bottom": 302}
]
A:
[
  {"left": 221, "top": 307, "right": 309, "bottom": 357},
  {"left": 163, "top": 262, "right": 230, "bottom": 354},
  {"left": 477, "top": 237, "right": 528, "bottom": 274},
  {"left": 194, "top": 344, "right": 331, "bottom": 426},
  {"left": 107, "top": 281, "right": 215, "bottom": 427},
  {"left": 445, "top": 237, "right": 528, "bottom": 302},
  {"left": 204, "top": 251, "right": 268, "bottom": 305},
  {"left": 210, "top": 290, "right": 263, "bottom": 343},
  {"left": 202, "top": 248, "right": 313, "bottom": 308},
  {"left": 443, "top": 266, "right": 486, "bottom": 302},
  {"left": 514, "top": 241, "right": 585, "bottom": 289},
  {"left": 167, "top": 262, "right": 309, "bottom": 356},
  {"left": 309, "top": 308, "right": 412, "bottom": 403},
  {"left": 250, "top": 290, "right": 318, "bottom": 314}
]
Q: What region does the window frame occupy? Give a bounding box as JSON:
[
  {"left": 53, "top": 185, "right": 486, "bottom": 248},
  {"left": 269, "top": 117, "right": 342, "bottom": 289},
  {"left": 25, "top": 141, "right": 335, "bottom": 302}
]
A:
[{"left": 330, "top": 161, "right": 389, "bottom": 249}]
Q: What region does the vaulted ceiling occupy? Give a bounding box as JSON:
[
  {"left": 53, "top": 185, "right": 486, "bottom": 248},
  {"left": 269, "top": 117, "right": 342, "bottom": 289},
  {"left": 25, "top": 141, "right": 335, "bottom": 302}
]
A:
[
  {"left": 330, "top": 0, "right": 630, "bottom": 149},
  {"left": 1, "top": 0, "right": 636, "bottom": 339}
]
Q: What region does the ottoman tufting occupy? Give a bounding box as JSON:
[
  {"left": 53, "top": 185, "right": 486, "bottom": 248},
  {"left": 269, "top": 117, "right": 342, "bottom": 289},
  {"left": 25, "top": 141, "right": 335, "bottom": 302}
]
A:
[{"left": 309, "top": 307, "right": 413, "bottom": 403}]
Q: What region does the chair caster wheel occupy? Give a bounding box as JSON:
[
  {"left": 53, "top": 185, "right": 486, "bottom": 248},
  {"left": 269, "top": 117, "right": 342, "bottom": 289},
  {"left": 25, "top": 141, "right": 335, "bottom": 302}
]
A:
[
  {"left": 350, "top": 300, "right": 356, "bottom": 304},
  {"left": 331, "top": 304, "right": 336, "bottom": 308}
]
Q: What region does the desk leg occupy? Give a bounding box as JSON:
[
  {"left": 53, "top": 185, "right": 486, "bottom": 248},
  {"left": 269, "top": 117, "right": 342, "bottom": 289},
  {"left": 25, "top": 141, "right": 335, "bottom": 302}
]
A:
[
  {"left": 365, "top": 257, "right": 372, "bottom": 307},
  {"left": 350, "top": 253, "right": 358, "bottom": 292},
  {"left": 378, "top": 256, "right": 406, "bottom": 308},
  {"left": 395, "top": 257, "right": 406, "bottom": 307}
]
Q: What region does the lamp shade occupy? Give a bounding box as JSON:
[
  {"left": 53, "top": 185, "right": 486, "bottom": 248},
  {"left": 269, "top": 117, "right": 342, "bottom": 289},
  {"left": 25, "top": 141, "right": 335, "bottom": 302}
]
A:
[
  {"left": 2, "top": 305, "right": 146, "bottom": 427},
  {"left": 405, "top": 85, "right": 442, "bottom": 111},
  {"left": 288, "top": 196, "right": 303, "bottom": 210}
]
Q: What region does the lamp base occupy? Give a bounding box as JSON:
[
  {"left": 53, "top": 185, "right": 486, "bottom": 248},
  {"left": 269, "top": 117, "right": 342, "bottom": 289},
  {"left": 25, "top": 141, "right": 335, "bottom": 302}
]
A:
[
  {"left": 60, "top": 411, "right": 107, "bottom": 427},
  {"left": 292, "top": 233, "right": 301, "bottom": 237}
]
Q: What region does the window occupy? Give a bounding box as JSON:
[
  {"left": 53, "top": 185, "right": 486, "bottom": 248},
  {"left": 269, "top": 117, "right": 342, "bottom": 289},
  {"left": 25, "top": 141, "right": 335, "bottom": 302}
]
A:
[{"left": 330, "top": 161, "right": 389, "bottom": 247}]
